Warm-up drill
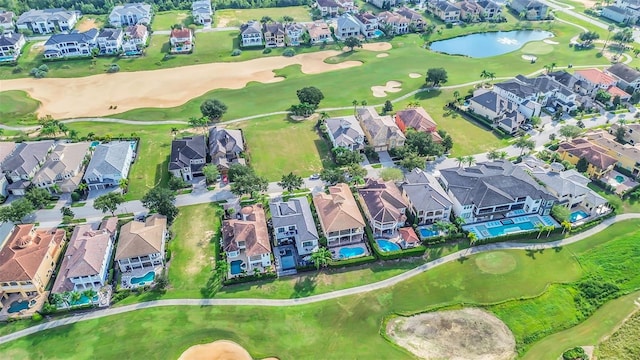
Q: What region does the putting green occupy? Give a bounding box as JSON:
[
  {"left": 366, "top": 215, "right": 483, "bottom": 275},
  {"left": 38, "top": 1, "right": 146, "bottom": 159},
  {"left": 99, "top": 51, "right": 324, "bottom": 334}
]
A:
[
  {"left": 475, "top": 251, "right": 517, "bottom": 274},
  {"left": 520, "top": 42, "right": 554, "bottom": 55}
]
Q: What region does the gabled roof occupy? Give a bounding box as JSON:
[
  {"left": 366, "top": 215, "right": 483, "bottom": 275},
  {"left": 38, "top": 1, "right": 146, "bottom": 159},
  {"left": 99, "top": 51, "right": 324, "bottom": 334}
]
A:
[
  {"left": 0, "top": 225, "right": 66, "bottom": 282},
  {"left": 269, "top": 197, "right": 319, "bottom": 243},
  {"left": 84, "top": 141, "right": 132, "bottom": 179},
  {"left": 337, "top": 13, "right": 361, "bottom": 29},
  {"left": 399, "top": 227, "right": 420, "bottom": 244},
  {"left": 602, "top": 5, "right": 628, "bottom": 15},
  {"left": 397, "top": 6, "right": 424, "bottom": 21},
  {"left": 1, "top": 140, "right": 54, "bottom": 177},
  {"left": 110, "top": 3, "right": 152, "bottom": 18},
  {"left": 435, "top": 0, "right": 461, "bottom": 12},
  {"left": 208, "top": 127, "right": 244, "bottom": 157},
  {"left": 316, "top": 0, "right": 340, "bottom": 7},
  {"left": 510, "top": 0, "right": 545, "bottom": 9},
  {"left": 477, "top": 0, "right": 501, "bottom": 10},
  {"left": 0, "top": 32, "right": 24, "bottom": 47},
  {"left": 240, "top": 20, "right": 262, "bottom": 35},
  {"left": 558, "top": 138, "right": 617, "bottom": 171},
  {"left": 469, "top": 91, "right": 514, "bottom": 113},
  {"left": 395, "top": 107, "right": 437, "bottom": 132},
  {"left": 357, "top": 107, "right": 405, "bottom": 142},
  {"left": 0, "top": 10, "right": 14, "bottom": 24},
  {"left": 574, "top": 68, "right": 617, "bottom": 86},
  {"left": 607, "top": 85, "right": 630, "bottom": 98},
  {"left": 51, "top": 218, "right": 117, "bottom": 293},
  {"left": 439, "top": 160, "right": 554, "bottom": 208},
  {"left": 377, "top": 11, "right": 410, "bottom": 25},
  {"left": 0, "top": 142, "right": 16, "bottom": 165},
  {"left": 263, "top": 22, "right": 285, "bottom": 35},
  {"left": 125, "top": 24, "right": 148, "bottom": 39},
  {"left": 222, "top": 204, "right": 271, "bottom": 257},
  {"left": 402, "top": 168, "right": 453, "bottom": 212},
  {"left": 306, "top": 21, "right": 331, "bottom": 38},
  {"left": 115, "top": 215, "right": 167, "bottom": 260},
  {"left": 607, "top": 63, "right": 640, "bottom": 83},
  {"left": 32, "top": 142, "right": 90, "bottom": 184},
  {"left": 98, "top": 28, "right": 123, "bottom": 41},
  {"left": 45, "top": 29, "right": 98, "bottom": 46},
  {"left": 313, "top": 183, "right": 365, "bottom": 233},
  {"left": 17, "top": 8, "right": 75, "bottom": 25},
  {"left": 170, "top": 27, "right": 192, "bottom": 39},
  {"left": 169, "top": 135, "right": 206, "bottom": 171},
  {"left": 359, "top": 178, "right": 408, "bottom": 224},
  {"left": 326, "top": 115, "right": 365, "bottom": 148},
  {"left": 586, "top": 130, "right": 640, "bottom": 162}
]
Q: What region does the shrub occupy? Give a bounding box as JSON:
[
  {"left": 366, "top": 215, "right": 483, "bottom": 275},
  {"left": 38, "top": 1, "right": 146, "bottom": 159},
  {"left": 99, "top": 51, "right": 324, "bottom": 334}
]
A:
[
  {"left": 168, "top": 176, "right": 190, "bottom": 190},
  {"left": 31, "top": 312, "right": 44, "bottom": 321},
  {"left": 445, "top": 23, "right": 453, "bottom": 29},
  {"left": 262, "top": 48, "right": 272, "bottom": 54},
  {"left": 282, "top": 48, "right": 296, "bottom": 57},
  {"left": 70, "top": 191, "right": 81, "bottom": 202},
  {"left": 111, "top": 290, "right": 131, "bottom": 303},
  {"left": 562, "top": 346, "right": 588, "bottom": 360},
  {"left": 11, "top": 66, "right": 22, "bottom": 74},
  {"left": 107, "top": 64, "right": 120, "bottom": 73},
  {"left": 231, "top": 49, "right": 242, "bottom": 56},
  {"left": 165, "top": 249, "right": 172, "bottom": 261},
  {"left": 38, "top": 64, "right": 49, "bottom": 72}
]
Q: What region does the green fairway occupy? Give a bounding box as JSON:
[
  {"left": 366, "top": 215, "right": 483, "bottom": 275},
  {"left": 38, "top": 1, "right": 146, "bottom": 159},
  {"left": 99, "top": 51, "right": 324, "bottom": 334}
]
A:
[
  {"left": 152, "top": 10, "right": 197, "bottom": 30},
  {"left": 1, "top": 220, "right": 639, "bottom": 359},
  {"left": 0, "top": 90, "right": 40, "bottom": 125},
  {"left": 520, "top": 41, "right": 554, "bottom": 55},
  {"left": 234, "top": 114, "right": 331, "bottom": 181},
  {"left": 597, "top": 307, "right": 640, "bottom": 359},
  {"left": 214, "top": 6, "right": 312, "bottom": 27}
]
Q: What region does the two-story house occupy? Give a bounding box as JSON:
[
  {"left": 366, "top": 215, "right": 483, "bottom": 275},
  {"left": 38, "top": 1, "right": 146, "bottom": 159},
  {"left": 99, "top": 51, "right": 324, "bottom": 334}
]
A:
[
  {"left": 358, "top": 178, "right": 408, "bottom": 236},
  {"left": 377, "top": 11, "right": 410, "bottom": 35},
  {"left": 169, "top": 135, "right": 206, "bottom": 181},
  {"left": 32, "top": 142, "right": 91, "bottom": 193},
  {"left": 354, "top": 12, "right": 379, "bottom": 38},
  {"left": 97, "top": 28, "right": 124, "bottom": 55},
  {"left": 395, "top": 106, "right": 441, "bottom": 142},
  {"left": 192, "top": 0, "right": 213, "bottom": 26},
  {"left": 313, "top": 183, "right": 366, "bottom": 247},
  {"left": 609, "top": 123, "right": 640, "bottom": 145},
  {"left": 16, "top": 8, "right": 78, "bottom": 34},
  {"left": 557, "top": 137, "right": 617, "bottom": 178},
  {"left": 51, "top": 217, "right": 118, "bottom": 296},
  {"left": 601, "top": 6, "right": 637, "bottom": 25},
  {"left": 240, "top": 20, "right": 263, "bottom": 47},
  {"left": 316, "top": 0, "right": 340, "bottom": 17},
  {"left": 397, "top": 7, "right": 426, "bottom": 30},
  {"left": 263, "top": 22, "right": 286, "bottom": 48},
  {"left": 0, "top": 10, "right": 15, "bottom": 32},
  {"left": 587, "top": 130, "right": 640, "bottom": 176},
  {"left": 306, "top": 21, "right": 333, "bottom": 44},
  {"left": 83, "top": 141, "right": 134, "bottom": 191},
  {"left": 0, "top": 224, "right": 66, "bottom": 310},
  {"left": 458, "top": 0, "right": 483, "bottom": 22},
  {"left": 209, "top": 127, "right": 245, "bottom": 175},
  {"left": 43, "top": 29, "right": 98, "bottom": 59},
  {"left": 222, "top": 204, "right": 272, "bottom": 277},
  {"left": 402, "top": 168, "right": 453, "bottom": 225},
  {"left": 108, "top": 3, "right": 152, "bottom": 27},
  {"left": 270, "top": 197, "right": 319, "bottom": 256},
  {"left": 430, "top": 1, "right": 461, "bottom": 23},
  {"left": 325, "top": 115, "right": 366, "bottom": 151},
  {"left": 170, "top": 27, "right": 193, "bottom": 53},
  {"left": 285, "top": 22, "right": 306, "bottom": 46},
  {"left": 477, "top": 0, "right": 503, "bottom": 19},
  {"left": 335, "top": 13, "right": 362, "bottom": 39},
  {"left": 606, "top": 63, "right": 640, "bottom": 92},
  {"left": 122, "top": 24, "right": 149, "bottom": 54},
  {"left": 573, "top": 68, "right": 619, "bottom": 96},
  {"left": 368, "top": 0, "right": 399, "bottom": 8},
  {"left": 357, "top": 107, "right": 406, "bottom": 152},
  {"left": 509, "top": 0, "right": 548, "bottom": 20},
  {"left": 439, "top": 160, "right": 556, "bottom": 224},
  {"left": 0, "top": 32, "right": 25, "bottom": 63},
  {"left": 115, "top": 215, "right": 167, "bottom": 273},
  {"left": 0, "top": 143, "right": 16, "bottom": 197},
  {"left": 2, "top": 140, "right": 55, "bottom": 196}
]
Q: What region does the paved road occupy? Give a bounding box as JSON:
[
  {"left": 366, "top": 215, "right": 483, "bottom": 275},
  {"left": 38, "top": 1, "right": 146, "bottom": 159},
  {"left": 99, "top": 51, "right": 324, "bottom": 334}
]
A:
[{"left": 1, "top": 213, "right": 638, "bottom": 345}]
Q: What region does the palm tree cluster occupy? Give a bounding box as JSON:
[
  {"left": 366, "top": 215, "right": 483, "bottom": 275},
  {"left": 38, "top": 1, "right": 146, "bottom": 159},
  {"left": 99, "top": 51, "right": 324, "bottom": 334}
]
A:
[
  {"left": 480, "top": 70, "right": 496, "bottom": 84},
  {"left": 49, "top": 289, "right": 98, "bottom": 308}
]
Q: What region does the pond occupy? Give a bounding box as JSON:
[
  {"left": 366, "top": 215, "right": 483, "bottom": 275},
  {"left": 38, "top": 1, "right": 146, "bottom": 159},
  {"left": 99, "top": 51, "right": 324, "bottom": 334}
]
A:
[{"left": 429, "top": 30, "right": 554, "bottom": 58}]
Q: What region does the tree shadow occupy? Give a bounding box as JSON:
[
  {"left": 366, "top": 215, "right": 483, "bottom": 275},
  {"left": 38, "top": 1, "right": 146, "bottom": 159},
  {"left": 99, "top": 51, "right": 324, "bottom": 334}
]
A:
[
  {"left": 554, "top": 246, "right": 563, "bottom": 253},
  {"left": 526, "top": 249, "right": 537, "bottom": 259},
  {"left": 457, "top": 255, "right": 469, "bottom": 263},
  {"left": 413, "top": 89, "right": 442, "bottom": 101},
  {"left": 291, "top": 274, "right": 318, "bottom": 298}
]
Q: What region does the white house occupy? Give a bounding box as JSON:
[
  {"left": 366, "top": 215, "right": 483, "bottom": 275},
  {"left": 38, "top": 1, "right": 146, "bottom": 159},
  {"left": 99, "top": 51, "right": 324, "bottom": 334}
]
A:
[
  {"left": 192, "top": 0, "right": 213, "bottom": 26},
  {"left": 43, "top": 29, "right": 98, "bottom": 59},
  {"left": 402, "top": 168, "right": 453, "bottom": 225},
  {"left": 51, "top": 218, "right": 118, "bottom": 295},
  {"left": 32, "top": 142, "right": 91, "bottom": 193},
  {"left": 0, "top": 10, "right": 14, "bottom": 32},
  {"left": 606, "top": 63, "right": 640, "bottom": 91},
  {"left": 359, "top": 179, "right": 409, "bottom": 236},
  {"left": 316, "top": 0, "right": 340, "bottom": 17},
  {"left": 335, "top": 13, "right": 362, "bottom": 39},
  {"left": 122, "top": 24, "right": 148, "bottom": 54},
  {"left": 109, "top": 3, "right": 152, "bottom": 27},
  {"left": 170, "top": 27, "right": 193, "bottom": 53},
  {"left": 240, "top": 20, "right": 263, "bottom": 47},
  {"left": 169, "top": 135, "right": 206, "bottom": 181},
  {"left": 270, "top": 197, "right": 319, "bottom": 256},
  {"left": 0, "top": 32, "right": 25, "bottom": 62},
  {"left": 83, "top": 141, "right": 134, "bottom": 191},
  {"left": 16, "top": 8, "right": 78, "bottom": 34},
  {"left": 285, "top": 22, "right": 306, "bottom": 46},
  {"left": 325, "top": 115, "right": 366, "bottom": 151},
  {"left": 115, "top": 215, "right": 167, "bottom": 272},
  {"left": 97, "top": 28, "right": 123, "bottom": 55},
  {"left": 2, "top": 140, "right": 55, "bottom": 196},
  {"left": 222, "top": 204, "right": 272, "bottom": 277}
]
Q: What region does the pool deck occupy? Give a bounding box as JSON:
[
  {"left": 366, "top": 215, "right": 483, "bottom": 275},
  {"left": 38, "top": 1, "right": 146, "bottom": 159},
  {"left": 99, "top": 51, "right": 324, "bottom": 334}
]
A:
[
  {"left": 463, "top": 214, "right": 559, "bottom": 240},
  {"left": 601, "top": 170, "right": 639, "bottom": 195},
  {"left": 0, "top": 292, "right": 46, "bottom": 320},
  {"left": 120, "top": 266, "right": 162, "bottom": 289},
  {"left": 330, "top": 243, "right": 370, "bottom": 261},
  {"left": 274, "top": 244, "right": 298, "bottom": 277}
]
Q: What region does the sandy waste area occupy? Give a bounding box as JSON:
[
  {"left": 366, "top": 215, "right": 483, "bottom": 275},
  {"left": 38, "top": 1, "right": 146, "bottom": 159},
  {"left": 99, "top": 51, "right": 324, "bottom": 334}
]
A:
[{"left": 178, "top": 340, "right": 278, "bottom": 360}]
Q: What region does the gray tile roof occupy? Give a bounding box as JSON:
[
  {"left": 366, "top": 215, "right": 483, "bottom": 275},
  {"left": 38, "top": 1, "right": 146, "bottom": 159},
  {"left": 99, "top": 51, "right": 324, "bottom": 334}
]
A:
[
  {"left": 110, "top": 3, "right": 152, "bottom": 19},
  {"left": 169, "top": 135, "right": 206, "bottom": 172},
  {"left": 0, "top": 32, "right": 24, "bottom": 47},
  {"left": 326, "top": 115, "right": 365, "bottom": 148},
  {"left": 607, "top": 63, "right": 640, "bottom": 83},
  {"left": 16, "top": 8, "right": 74, "bottom": 25},
  {"left": 98, "top": 28, "right": 122, "bottom": 41},
  {"left": 469, "top": 91, "right": 514, "bottom": 113},
  {"left": 208, "top": 127, "right": 244, "bottom": 157},
  {"left": 439, "top": 160, "right": 554, "bottom": 208},
  {"left": 45, "top": 29, "right": 98, "bottom": 46},
  {"left": 240, "top": 20, "right": 262, "bottom": 35},
  {"left": 84, "top": 142, "right": 132, "bottom": 180},
  {"left": 337, "top": 13, "right": 361, "bottom": 29},
  {"left": 359, "top": 178, "right": 408, "bottom": 224},
  {"left": 435, "top": 0, "right": 461, "bottom": 12},
  {"left": 270, "top": 197, "right": 319, "bottom": 243},
  {"left": 403, "top": 168, "right": 453, "bottom": 212},
  {"left": 1, "top": 140, "right": 54, "bottom": 177}
]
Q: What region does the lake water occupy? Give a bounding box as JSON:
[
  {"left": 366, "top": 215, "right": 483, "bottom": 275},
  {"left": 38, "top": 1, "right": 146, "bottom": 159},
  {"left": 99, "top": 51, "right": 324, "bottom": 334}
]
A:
[{"left": 429, "top": 30, "right": 554, "bottom": 58}]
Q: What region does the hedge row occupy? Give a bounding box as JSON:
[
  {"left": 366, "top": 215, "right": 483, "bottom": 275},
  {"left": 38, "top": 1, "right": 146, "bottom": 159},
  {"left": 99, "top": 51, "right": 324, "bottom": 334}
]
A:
[
  {"left": 328, "top": 255, "right": 377, "bottom": 268},
  {"left": 223, "top": 272, "right": 277, "bottom": 286}
]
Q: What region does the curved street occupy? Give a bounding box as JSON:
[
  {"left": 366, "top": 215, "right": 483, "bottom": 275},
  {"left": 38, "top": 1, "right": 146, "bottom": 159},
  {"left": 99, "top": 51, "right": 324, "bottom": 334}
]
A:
[{"left": 0, "top": 213, "right": 638, "bottom": 345}]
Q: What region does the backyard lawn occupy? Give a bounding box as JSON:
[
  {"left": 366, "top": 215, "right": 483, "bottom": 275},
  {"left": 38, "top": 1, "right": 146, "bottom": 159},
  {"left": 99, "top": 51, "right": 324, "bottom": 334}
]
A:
[
  {"left": 0, "top": 90, "right": 40, "bottom": 126},
  {"left": 214, "top": 6, "right": 312, "bottom": 27},
  {"left": 152, "top": 10, "right": 197, "bottom": 30}
]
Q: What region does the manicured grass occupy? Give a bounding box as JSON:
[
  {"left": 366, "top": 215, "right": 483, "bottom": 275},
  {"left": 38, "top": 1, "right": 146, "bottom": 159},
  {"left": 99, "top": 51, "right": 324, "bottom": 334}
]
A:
[
  {"left": 520, "top": 41, "right": 555, "bottom": 55},
  {"left": 166, "top": 203, "right": 222, "bottom": 298},
  {"left": 152, "top": 10, "right": 196, "bottom": 30},
  {"left": 523, "top": 290, "right": 640, "bottom": 360},
  {"left": 596, "top": 307, "right": 640, "bottom": 359},
  {"left": 214, "top": 6, "right": 312, "bottom": 27},
  {"left": 0, "top": 90, "right": 40, "bottom": 126},
  {"left": 234, "top": 114, "right": 331, "bottom": 181},
  {"left": 1, "top": 220, "right": 639, "bottom": 359}
]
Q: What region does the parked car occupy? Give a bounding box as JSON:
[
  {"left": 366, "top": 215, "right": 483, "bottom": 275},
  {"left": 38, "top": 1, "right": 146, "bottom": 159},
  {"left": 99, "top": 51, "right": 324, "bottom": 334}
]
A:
[
  {"left": 309, "top": 173, "right": 320, "bottom": 180},
  {"left": 520, "top": 124, "right": 533, "bottom": 131}
]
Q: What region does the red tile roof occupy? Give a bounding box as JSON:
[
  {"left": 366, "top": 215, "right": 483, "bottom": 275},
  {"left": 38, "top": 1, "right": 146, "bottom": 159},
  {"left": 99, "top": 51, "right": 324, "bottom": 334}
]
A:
[
  {"left": 399, "top": 227, "right": 420, "bottom": 244},
  {"left": 575, "top": 68, "right": 617, "bottom": 86}
]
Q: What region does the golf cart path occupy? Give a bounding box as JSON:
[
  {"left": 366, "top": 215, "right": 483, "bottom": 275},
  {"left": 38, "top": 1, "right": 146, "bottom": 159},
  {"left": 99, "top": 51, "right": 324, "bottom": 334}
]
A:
[{"left": 1, "top": 213, "right": 638, "bottom": 345}]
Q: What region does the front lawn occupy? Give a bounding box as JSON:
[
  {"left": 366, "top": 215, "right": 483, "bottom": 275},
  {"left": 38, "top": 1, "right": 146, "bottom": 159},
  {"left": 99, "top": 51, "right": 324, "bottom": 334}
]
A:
[
  {"left": 152, "top": 10, "right": 197, "bottom": 30},
  {"left": 214, "top": 6, "right": 312, "bottom": 27}
]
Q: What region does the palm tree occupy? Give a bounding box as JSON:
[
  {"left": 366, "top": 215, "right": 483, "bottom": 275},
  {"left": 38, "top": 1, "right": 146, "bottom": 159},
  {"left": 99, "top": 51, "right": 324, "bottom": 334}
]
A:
[
  {"left": 515, "top": 137, "right": 535, "bottom": 156},
  {"left": 171, "top": 127, "right": 179, "bottom": 137},
  {"left": 544, "top": 63, "right": 557, "bottom": 74},
  {"left": 464, "top": 155, "right": 476, "bottom": 167},
  {"left": 561, "top": 220, "right": 571, "bottom": 234},
  {"left": 455, "top": 156, "right": 465, "bottom": 167},
  {"left": 319, "top": 111, "right": 330, "bottom": 122},
  {"left": 602, "top": 24, "right": 615, "bottom": 53},
  {"left": 51, "top": 184, "right": 61, "bottom": 194},
  {"left": 77, "top": 182, "right": 88, "bottom": 195},
  {"left": 453, "top": 90, "right": 460, "bottom": 103},
  {"left": 310, "top": 247, "right": 332, "bottom": 270},
  {"left": 487, "top": 149, "right": 500, "bottom": 160},
  {"left": 407, "top": 101, "right": 420, "bottom": 108},
  {"left": 82, "top": 288, "right": 98, "bottom": 302},
  {"left": 352, "top": 99, "right": 358, "bottom": 114},
  {"left": 119, "top": 178, "right": 129, "bottom": 192},
  {"left": 499, "top": 151, "right": 508, "bottom": 159},
  {"left": 87, "top": 132, "right": 95, "bottom": 140},
  {"left": 361, "top": 100, "right": 368, "bottom": 108},
  {"left": 480, "top": 69, "right": 490, "bottom": 82},
  {"left": 69, "top": 291, "right": 82, "bottom": 306},
  {"left": 535, "top": 223, "right": 545, "bottom": 239},
  {"left": 545, "top": 225, "right": 554, "bottom": 237},
  {"left": 50, "top": 292, "right": 64, "bottom": 307},
  {"left": 487, "top": 71, "right": 496, "bottom": 83},
  {"left": 468, "top": 232, "right": 478, "bottom": 246}
]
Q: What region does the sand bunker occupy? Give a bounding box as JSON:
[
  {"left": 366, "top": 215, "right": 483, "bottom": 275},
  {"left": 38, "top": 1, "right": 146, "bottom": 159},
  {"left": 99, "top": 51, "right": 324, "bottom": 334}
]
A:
[
  {"left": 543, "top": 39, "right": 559, "bottom": 45},
  {"left": 376, "top": 53, "right": 389, "bottom": 58},
  {"left": 387, "top": 308, "right": 516, "bottom": 360},
  {"left": 178, "top": 340, "right": 278, "bottom": 360},
  {"left": 0, "top": 44, "right": 390, "bottom": 119},
  {"left": 522, "top": 54, "right": 537, "bottom": 61},
  {"left": 371, "top": 81, "right": 402, "bottom": 97},
  {"left": 409, "top": 73, "right": 422, "bottom": 78}
]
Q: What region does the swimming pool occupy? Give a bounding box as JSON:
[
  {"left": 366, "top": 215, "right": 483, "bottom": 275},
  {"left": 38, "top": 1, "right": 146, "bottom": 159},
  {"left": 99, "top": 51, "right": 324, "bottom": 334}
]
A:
[
  {"left": 464, "top": 215, "right": 558, "bottom": 239},
  {"left": 418, "top": 227, "right": 439, "bottom": 238},
  {"left": 376, "top": 239, "right": 401, "bottom": 252},
  {"left": 70, "top": 295, "right": 99, "bottom": 306},
  {"left": 90, "top": 141, "right": 100, "bottom": 147},
  {"left": 339, "top": 246, "right": 365, "bottom": 259},
  {"left": 7, "top": 300, "right": 29, "bottom": 313},
  {"left": 570, "top": 210, "right": 589, "bottom": 223},
  {"left": 281, "top": 249, "right": 296, "bottom": 270},
  {"left": 373, "top": 29, "right": 384, "bottom": 37},
  {"left": 230, "top": 260, "right": 244, "bottom": 275},
  {"left": 615, "top": 175, "right": 625, "bottom": 184},
  {"left": 131, "top": 271, "right": 155, "bottom": 286}
]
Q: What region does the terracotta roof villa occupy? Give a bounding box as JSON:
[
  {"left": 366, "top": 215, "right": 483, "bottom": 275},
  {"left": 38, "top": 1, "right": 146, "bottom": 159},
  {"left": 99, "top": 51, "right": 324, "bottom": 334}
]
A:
[
  {"left": 115, "top": 215, "right": 167, "bottom": 273},
  {"left": 358, "top": 178, "right": 408, "bottom": 236},
  {"left": 0, "top": 225, "right": 66, "bottom": 309},
  {"left": 313, "top": 183, "right": 366, "bottom": 247},
  {"left": 394, "top": 107, "right": 442, "bottom": 142},
  {"left": 222, "top": 204, "right": 272, "bottom": 276},
  {"left": 51, "top": 218, "right": 118, "bottom": 295},
  {"left": 558, "top": 138, "right": 617, "bottom": 178}
]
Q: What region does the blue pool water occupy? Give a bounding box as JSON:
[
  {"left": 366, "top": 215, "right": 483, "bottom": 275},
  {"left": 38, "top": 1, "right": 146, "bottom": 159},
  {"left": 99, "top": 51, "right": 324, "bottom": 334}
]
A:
[
  {"left": 570, "top": 210, "right": 589, "bottom": 223},
  {"left": 0, "top": 56, "right": 15, "bottom": 62},
  {"left": 373, "top": 29, "right": 384, "bottom": 37},
  {"left": 376, "top": 239, "right": 401, "bottom": 252},
  {"left": 485, "top": 221, "right": 535, "bottom": 237},
  {"left": 465, "top": 215, "right": 558, "bottom": 239},
  {"left": 90, "top": 141, "right": 100, "bottom": 147},
  {"left": 281, "top": 249, "right": 296, "bottom": 270},
  {"left": 7, "top": 300, "right": 29, "bottom": 313},
  {"left": 615, "top": 175, "right": 625, "bottom": 184},
  {"left": 130, "top": 141, "right": 137, "bottom": 151},
  {"left": 230, "top": 260, "right": 243, "bottom": 275},
  {"left": 70, "top": 295, "right": 99, "bottom": 306},
  {"left": 430, "top": 30, "right": 554, "bottom": 58},
  {"left": 131, "top": 271, "right": 155, "bottom": 286},
  {"left": 339, "top": 246, "right": 365, "bottom": 259},
  {"left": 419, "top": 227, "right": 439, "bottom": 238}
]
